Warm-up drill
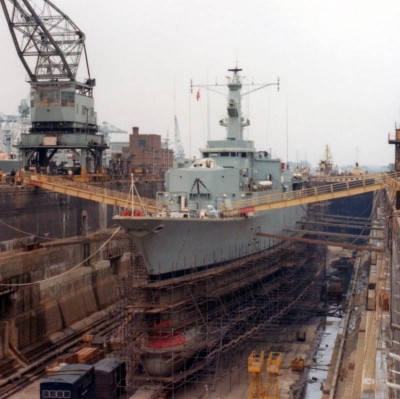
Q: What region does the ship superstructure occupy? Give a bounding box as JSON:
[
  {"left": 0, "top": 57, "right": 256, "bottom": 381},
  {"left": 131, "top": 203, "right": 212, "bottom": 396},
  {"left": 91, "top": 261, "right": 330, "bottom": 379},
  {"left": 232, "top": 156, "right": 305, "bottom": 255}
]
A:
[{"left": 115, "top": 67, "right": 306, "bottom": 276}]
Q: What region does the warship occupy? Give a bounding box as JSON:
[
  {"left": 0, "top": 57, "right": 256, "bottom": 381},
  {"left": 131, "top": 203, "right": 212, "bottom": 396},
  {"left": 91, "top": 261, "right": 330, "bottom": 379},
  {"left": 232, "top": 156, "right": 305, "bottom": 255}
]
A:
[{"left": 115, "top": 67, "right": 306, "bottom": 277}]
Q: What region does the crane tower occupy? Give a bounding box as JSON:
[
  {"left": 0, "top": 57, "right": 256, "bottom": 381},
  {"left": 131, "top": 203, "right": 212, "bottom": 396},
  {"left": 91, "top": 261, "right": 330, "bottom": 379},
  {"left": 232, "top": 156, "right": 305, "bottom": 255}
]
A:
[
  {"left": 0, "top": 0, "right": 107, "bottom": 176},
  {"left": 174, "top": 115, "right": 185, "bottom": 166}
]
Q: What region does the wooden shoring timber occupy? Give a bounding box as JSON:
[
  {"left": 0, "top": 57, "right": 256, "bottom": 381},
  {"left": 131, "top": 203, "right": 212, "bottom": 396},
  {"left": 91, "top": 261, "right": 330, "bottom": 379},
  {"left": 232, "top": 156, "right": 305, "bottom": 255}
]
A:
[
  {"left": 282, "top": 228, "right": 384, "bottom": 241},
  {"left": 130, "top": 263, "right": 282, "bottom": 313},
  {"left": 297, "top": 220, "right": 384, "bottom": 231},
  {"left": 40, "top": 231, "right": 129, "bottom": 247},
  {"left": 256, "top": 232, "right": 384, "bottom": 253},
  {"left": 308, "top": 217, "right": 375, "bottom": 227},
  {"left": 135, "top": 243, "right": 293, "bottom": 289},
  {"left": 308, "top": 212, "right": 371, "bottom": 222}
]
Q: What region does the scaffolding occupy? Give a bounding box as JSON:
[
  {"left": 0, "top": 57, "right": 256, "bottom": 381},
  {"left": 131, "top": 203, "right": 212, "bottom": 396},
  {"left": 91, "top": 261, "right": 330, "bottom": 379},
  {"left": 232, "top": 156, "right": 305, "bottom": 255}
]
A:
[
  {"left": 102, "top": 188, "right": 399, "bottom": 398},
  {"left": 113, "top": 232, "right": 326, "bottom": 397}
]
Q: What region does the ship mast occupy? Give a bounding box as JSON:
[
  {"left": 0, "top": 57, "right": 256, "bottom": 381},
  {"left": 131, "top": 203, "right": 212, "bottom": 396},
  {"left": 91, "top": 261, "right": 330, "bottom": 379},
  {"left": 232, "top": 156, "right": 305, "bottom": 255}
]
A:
[
  {"left": 222, "top": 67, "right": 246, "bottom": 141},
  {"left": 191, "top": 67, "right": 279, "bottom": 143}
]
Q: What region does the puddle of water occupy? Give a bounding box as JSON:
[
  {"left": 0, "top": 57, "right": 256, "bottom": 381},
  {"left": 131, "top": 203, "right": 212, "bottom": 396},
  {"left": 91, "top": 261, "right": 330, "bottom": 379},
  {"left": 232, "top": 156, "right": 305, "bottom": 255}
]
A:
[{"left": 304, "top": 316, "right": 343, "bottom": 399}]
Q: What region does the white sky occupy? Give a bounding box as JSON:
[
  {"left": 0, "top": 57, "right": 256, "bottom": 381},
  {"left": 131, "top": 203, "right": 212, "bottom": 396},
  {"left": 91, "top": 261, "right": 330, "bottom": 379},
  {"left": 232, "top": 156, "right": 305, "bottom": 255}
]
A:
[{"left": 1, "top": 0, "right": 400, "bottom": 167}]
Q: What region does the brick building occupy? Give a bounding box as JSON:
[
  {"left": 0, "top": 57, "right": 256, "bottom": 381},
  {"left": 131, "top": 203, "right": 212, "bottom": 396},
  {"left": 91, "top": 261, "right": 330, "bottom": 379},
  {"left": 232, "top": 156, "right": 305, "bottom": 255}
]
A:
[{"left": 122, "top": 126, "right": 174, "bottom": 175}]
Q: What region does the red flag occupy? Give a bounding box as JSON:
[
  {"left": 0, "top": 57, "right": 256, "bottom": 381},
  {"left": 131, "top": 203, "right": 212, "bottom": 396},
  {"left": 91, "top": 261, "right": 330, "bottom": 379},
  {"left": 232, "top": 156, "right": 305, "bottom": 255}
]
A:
[{"left": 196, "top": 89, "right": 200, "bottom": 101}]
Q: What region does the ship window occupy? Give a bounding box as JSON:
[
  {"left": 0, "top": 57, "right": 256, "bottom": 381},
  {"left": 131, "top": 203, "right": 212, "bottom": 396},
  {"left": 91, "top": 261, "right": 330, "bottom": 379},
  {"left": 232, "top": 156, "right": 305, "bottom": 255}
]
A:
[
  {"left": 189, "top": 193, "right": 211, "bottom": 200},
  {"left": 241, "top": 152, "right": 247, "bottom": 158},
  {"left": 203, "top": 152, "right": 209, "bottom": 157},
  {"left": 230, "top": 152, "right": 236, "bottom": 156},
  {"left": 210, "top": 153, "right": 218, "bottom": 157},
  {"left": 221, "top": 152, "right": 229, "bottom": 157},
  {"left": 138, "top": 139, "right": 146, "bottom": 148}
]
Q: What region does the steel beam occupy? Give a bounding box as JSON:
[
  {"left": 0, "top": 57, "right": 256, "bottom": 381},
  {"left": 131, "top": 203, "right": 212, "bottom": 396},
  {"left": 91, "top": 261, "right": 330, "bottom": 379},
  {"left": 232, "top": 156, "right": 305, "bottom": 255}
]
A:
[
  {"left": 297, "top": 220, "right": 383, "bottom": 231},
  {"left": 256, "top": 232, "right": 384, "bottom": 253},
  {"left": 283, "top": 228, "right": 384, "bottom": 241}
]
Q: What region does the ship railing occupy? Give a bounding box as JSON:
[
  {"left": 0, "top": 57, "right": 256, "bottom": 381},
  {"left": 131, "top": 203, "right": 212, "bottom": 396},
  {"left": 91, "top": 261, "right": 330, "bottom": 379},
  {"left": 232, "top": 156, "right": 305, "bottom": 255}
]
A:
[
  {"left": 221, "top": 172, "right": 399, "bottom": 216},
  {"left": 308, "top": 174, "right": 378, "bottom": 183}
]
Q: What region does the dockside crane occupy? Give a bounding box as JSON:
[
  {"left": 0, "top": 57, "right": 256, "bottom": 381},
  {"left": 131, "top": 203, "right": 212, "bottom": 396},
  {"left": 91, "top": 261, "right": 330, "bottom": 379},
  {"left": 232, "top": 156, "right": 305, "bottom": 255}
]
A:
[
  {"left": 100, "top": 122, "right": 127, "bottom": 138},
  {"left": 0, "top": 0, "right": 107, "bottom": 178},
  {"left": 174, "top": 115, "right": 186, "bottom": 166}
]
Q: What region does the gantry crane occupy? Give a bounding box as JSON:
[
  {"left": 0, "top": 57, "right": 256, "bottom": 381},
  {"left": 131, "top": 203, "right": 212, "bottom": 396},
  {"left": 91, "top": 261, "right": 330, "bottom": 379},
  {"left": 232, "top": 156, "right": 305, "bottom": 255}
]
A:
[
  {"left": 99, "top": 121, "right": 127, "bottom": 139},
  {"left": 248, "top": 350, "right": 265, "bottom": 399},
  {"left": 0, "top": 0, "right": 107, "bottom": 177}
]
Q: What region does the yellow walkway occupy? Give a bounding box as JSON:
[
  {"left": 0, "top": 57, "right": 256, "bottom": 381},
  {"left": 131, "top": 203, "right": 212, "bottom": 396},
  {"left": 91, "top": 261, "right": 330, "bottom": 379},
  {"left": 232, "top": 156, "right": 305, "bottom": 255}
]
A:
[
  {"left": 222, "top": 173, "right": 399, "bottom": 216},
  {"left": 23, "top": 172, "right": 400, "bottom": 217},
  {"left": 23, "top": 174, "right": 160, "bottom": 213}
]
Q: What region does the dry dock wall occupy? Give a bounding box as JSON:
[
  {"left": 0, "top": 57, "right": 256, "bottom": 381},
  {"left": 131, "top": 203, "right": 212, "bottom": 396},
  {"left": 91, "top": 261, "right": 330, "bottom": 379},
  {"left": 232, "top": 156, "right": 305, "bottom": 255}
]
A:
[
  {"left": 0, "top": 186, "right": 108, "bottom": 249},
  {"left": 0, "top": 239, "right": 131, "bottom": 359},
  {"left": 0, "top": 180, "right": 163, "bottom": 251},
  {"left": 0, "top": 179, "right": 162, "bottom": 364},
  {"left": 388, "top": 190, "right": 400, "bottom": 396}
]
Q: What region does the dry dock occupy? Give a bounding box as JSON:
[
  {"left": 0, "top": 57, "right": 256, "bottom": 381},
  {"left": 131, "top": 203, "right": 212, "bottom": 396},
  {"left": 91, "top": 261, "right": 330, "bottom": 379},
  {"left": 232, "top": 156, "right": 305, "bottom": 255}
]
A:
[{"left": 1, "top": 175, "right": 399, "bottom": 398}]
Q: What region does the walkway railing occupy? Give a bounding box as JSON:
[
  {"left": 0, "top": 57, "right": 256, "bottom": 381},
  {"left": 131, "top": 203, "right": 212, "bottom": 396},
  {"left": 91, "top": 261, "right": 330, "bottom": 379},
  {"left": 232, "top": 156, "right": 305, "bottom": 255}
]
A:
[
  {"left": 22, "top": 171, "right": 400, "bottom": 217},
  {"left": 23, "top": 173, "right": 161, "bottom": 213},
  {"left": 221, "top": 172, "right": 399, "bottom": 216}
]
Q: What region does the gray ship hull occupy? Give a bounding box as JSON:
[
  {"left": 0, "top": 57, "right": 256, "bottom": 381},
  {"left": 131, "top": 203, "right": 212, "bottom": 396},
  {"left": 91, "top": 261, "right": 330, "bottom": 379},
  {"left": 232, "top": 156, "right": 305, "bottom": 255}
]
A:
[{"left": 115, "top": 205, "right": 305, "bottom": 276}]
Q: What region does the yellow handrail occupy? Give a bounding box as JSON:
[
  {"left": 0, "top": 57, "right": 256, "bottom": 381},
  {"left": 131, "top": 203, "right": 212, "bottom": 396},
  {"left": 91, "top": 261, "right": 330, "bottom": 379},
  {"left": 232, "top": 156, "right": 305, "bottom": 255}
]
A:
[{"left": 222, "top": 172, "right": 399, "bottom": 217}]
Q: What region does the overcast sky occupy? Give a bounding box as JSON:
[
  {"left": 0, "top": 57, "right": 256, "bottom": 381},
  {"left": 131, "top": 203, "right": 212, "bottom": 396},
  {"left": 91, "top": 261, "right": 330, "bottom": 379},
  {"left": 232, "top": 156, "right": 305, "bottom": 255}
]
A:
[{"left": 1, "top": 0, "right": 400, "bottom": 168}]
